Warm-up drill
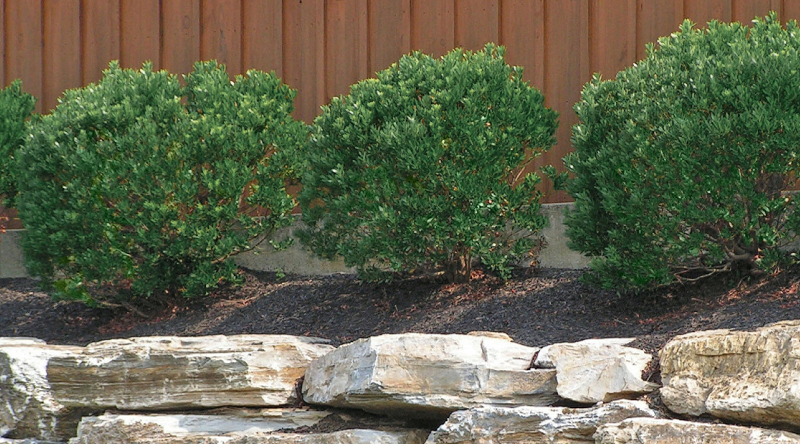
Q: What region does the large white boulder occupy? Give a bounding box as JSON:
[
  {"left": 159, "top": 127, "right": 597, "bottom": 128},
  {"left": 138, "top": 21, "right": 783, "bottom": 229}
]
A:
[
  {"left": 0, "top": 338, "right": 84, "bottom": 441},
  {"left": 425, "top": 399, "right": 658, "bottom": 444},
  {"left": 533, "top": 338, "right": 658, "bottom": 404},
  {"left": 302, "top": 333, "right": 558, "bottom": 419},
  {"left": 660, "top": 320, "right": 800, "bottom": 428},
  {"left": 594, "top": 417, "right": 800, "bottom": 443},
  {"left": 48, "top": 335, "right": 334, "bottom": 411},
  {"left": 68, "top": 409, "right": 331, "bottom": 444}
]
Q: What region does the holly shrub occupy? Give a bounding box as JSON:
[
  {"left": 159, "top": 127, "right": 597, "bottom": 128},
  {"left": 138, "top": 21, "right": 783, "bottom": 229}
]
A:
[
  {"left": 298, "top": 44, "right": 558, "bottom": 283},
  {"left": 0, "top": 80, "right": 36, "bottom": 208},
  {"left": 565, "top": 14, "right": 800, "bottom": 290},
  {"left": 17, "top": 61, "right": 306, "bottom": 307}
]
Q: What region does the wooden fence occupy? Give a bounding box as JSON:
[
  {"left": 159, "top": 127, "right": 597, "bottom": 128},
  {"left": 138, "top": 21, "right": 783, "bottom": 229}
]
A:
[{"left": 2, "top": 0, "right": 800, "bottom": 227}]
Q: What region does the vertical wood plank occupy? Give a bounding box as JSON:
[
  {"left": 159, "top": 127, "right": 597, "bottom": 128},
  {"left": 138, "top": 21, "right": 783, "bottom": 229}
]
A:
[
  {"left": 637, "top": 0, "right": 683, "bottom": 60},
  {"left": 201, "top": 0, "right": 242, "bottom": 75},
  {"left": 455, "top": 0, "right": 498, "bottom": 50},
  {"left": 684, "top": 0, "right": 732, "bottom": 26},
  {"left": 120, "top": 0, "right": 161, "bottom": 70},
  {"left": 500, "top": 0, "right": 545, "bottom": 90},
  {"left": 284, "top": 0, "right": 325, "bottom": 123},
  {"left": 6, "top": 1, "right": 43, "bottom": 112},
  {"left": 369, "top": 0, "right": 411, "bottom": 74},
  {"left": 784, "top": 0, "right": 800, "bottom": 22},
  {"left": 43, "top": 0, "right": 81, "bottom": 112},
  {"left": 411, "top": 0, "right": 455, "bottom": 56},
  {"left": 82, "top": 0, "right": 121, "bottom": 85},
  {"left": 242, "top": 0, "right": 283, "bottom": 75},
  {"left": 732, "top": 0, "right": 775, "bottom": 22},
  {"left": 0, "top": 1, "right": 5, "bottom": 87},
  {"left": 542, "top": 0, "right": 590, "bottom": 202},
  {"left": 325, "top": 0, "right": 368, "bottom": 101},
  {"left": 162, "top": 0, "right": 200, "bottom": 76},
  {"left": 590, "top": 0, "right": 636, "bottom": 79}
]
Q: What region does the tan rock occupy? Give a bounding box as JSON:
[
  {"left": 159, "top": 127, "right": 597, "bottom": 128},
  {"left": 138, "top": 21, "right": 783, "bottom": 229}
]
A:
[
  {"left": 0, "top": 439, "right": 64, "bottom": 444},
  {"left": 49, "top": 335, "right": 334, "bottom": 411},
  {"left": 594, "top": 418, "right": 800, "bottom": 444},
  {"left": 0, "top": 338, "right": 85, "bottom": 441},
  {"left": 533, "top": 338, "right": 658, "bottom": 403},
  {"left": 229, "top": 429, "right": 429, "bottom": 444},
  {"left": 660, "top": 320, "right": 800, "bottom": 428},
  {"left": 425, "top": 399, "right": 658, "bottom": 444},
  {"left": 302, "top": 334, "right": 558, "bottom": 419},
  {"left": 68, "top": 409, "right": 331, "bottom": 444},
  {"left": 465, "top": 332, "right": 512, "bottom": 341}
]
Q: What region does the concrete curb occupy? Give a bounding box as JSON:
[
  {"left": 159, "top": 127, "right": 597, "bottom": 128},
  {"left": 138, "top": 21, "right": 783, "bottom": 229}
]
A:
[{"left": 0, "top": 203, "right": 589, "bottom": 279}]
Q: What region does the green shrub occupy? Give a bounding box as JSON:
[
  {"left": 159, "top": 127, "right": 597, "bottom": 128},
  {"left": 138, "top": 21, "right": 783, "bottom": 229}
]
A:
[
  {"left": 298, "top": 44, "right": 558, "bottom": 283},
  {"left": 17, "top": 61, "right": 306, "bottom": 307},
  {"left": 0, "top": 80, "right": 36, "bottom": 208},
  {"left": 564, "top": 13, "right": 800, "bottom": 290}
]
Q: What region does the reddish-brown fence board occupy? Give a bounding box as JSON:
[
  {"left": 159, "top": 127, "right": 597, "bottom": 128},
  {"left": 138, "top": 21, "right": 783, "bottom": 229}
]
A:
[
  {"left": 162, "top": 0, "right": 201, "bottom": 76},
  {"left": 82, "top": 0, "right": 121, "bottom": 85},
  {"left": 4, "top": 0, "right": 800, "bottom": 209},
  {"left": 43, "top": 0, "right": 81, "bottom": 110}
]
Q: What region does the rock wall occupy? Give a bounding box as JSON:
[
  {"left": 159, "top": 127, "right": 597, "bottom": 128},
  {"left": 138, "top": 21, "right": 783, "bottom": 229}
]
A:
[{"left": 2, "top": 322, "right": 800, "bottom": 443}]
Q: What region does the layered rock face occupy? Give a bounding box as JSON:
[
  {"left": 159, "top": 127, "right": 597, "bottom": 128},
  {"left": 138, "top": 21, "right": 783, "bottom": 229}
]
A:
[
  {"left": 48, "top": 335, "right": 335, "bottom": 411},
  {"left": 301, "top": 333, "right": 558, "bottom": 419},
  {"left": 660, "top": 320, "right": 800, "bottom": 429},
  {"left": 0, "top": 338, "right": 84, "bottom": 440},
  {"left": 425, "top": 400, "right": 657, "bottom": 444},
  {"left": 594, "top": 418, "right": 800, "bottom": 444},
  {"left": 5, "top": 323, "right": 800, "bottom": 443},
  {"left": 533, "top": 338, "right": 659, "bottom": 403}
]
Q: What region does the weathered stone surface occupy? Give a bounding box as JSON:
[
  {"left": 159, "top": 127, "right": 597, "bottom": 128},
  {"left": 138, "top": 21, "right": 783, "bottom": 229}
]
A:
[
  {"left": 0, "top": 338, "right": 85, "bottom": 441},
  {"left": 228, "top": 429, "right": 429, "bottom": 444},
  {"left": 49, "top": 335, "right": 334, "bottom": 411},
  {"left": 425, "top": 399, "right": 658, "bottom": 444},
  {"left": 0, "top": 439, "right": 64, "bottom": 443},
  {"left": 594, "top": 418, "right": 800, "bottom": 444},
  {"left": 68, "top": 409, "right": 331, "bottom": 444},
  {"left": 533, "top": 338, "right": 658, "bottom": 404},
  {"left": 302, "top": 333, "right": 557, "bottom": 419},
  {"left": 660, "top": 320, "right": 800, "bottom": 428}
]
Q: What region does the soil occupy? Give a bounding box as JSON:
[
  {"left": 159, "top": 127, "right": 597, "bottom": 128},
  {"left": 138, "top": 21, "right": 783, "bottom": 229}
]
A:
[{"left": 1, "top": 265, "right": 799, "bottom": 355}]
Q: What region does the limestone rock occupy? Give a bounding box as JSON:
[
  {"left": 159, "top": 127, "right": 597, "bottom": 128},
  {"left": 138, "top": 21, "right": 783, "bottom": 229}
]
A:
[
  {"left": 594, "top": 418, "right": 800, "bottom": 443},
  {"left": 533, "top": 338, "right": 658, "bottom": 403},
  {"left": 48, "top": 335, "right": 334, "bottom": 411},
  {"left": 302, "top": 333, "right": 558, "bottom": 419},
  {"left": 425, "top": 399, "right": 658, "bottom": 444},
  {"left": 0, "top": 439, "right": 64, "bottom": 444},
  {"left": 68, "top": 409, "right": 331, "bottom": 444},
  {"left": 0, "top": 338, "right": 85, "bottom": 441},
  {"left": 660, "top": 320, "right": 800, "bottom": 428},
  {"left": 0, "top": 439, "right": 64, "bottom": 443},
  {"left": 228, "top": 429, "right": 429, "bottom": 444}
]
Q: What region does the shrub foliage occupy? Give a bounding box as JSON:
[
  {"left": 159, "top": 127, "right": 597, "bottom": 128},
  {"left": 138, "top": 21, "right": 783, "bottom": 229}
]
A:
[
  {"left": 17, "top": 61, "right": 306, "bottom": 306},
  {"left": 0, "top": 80, "right": 36, "bottom": 208},
  {"left": 298, "top": 44, "right": 558, "bottom": 282},
  {"left": 565, "top": 14, "right": 800, "bottom": 290}
]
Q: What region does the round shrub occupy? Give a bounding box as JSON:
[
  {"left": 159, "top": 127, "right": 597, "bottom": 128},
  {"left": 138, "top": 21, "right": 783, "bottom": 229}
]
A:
[
  {"left": 298, "top": 44, "right": 558, "bottom": 282},
  {"left": 565, "top": 14, "right": 800, "bottom": 290},
  {"left": 0, "top": 80, "right": 36, "bottom": 208},
  {"left": 17, "top": 61, "right": 306, "bottom": 306}
]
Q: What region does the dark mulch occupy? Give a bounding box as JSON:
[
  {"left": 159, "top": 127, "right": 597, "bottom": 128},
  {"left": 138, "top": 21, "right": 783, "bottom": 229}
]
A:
[{"left": 1, "top": 265, "right": 799, "bottom": 356}]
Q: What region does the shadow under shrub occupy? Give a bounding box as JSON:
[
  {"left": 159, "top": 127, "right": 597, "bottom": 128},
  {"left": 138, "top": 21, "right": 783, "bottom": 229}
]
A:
[
  {"left": 565, "top": 14, "right": 800, "bottom": 290},
  {"left": 298, "top": 44, "right": 558, "bottom": 283},
  {"left": 16, "top": 61, "right": 306, "bottom": 308}
]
